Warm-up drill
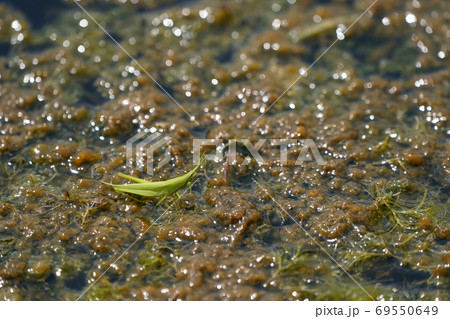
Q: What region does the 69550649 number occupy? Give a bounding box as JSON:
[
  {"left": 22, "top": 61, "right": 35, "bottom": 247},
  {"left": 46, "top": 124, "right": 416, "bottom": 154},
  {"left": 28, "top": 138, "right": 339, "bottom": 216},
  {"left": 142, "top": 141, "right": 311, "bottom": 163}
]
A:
[{"left": 375, "top": 305, "right": 438, "bottom": 316}]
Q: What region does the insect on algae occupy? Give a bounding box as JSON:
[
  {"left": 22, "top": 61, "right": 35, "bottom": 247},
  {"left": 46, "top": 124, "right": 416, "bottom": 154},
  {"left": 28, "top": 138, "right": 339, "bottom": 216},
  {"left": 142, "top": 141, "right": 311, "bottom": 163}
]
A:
[{"left": 102, "top": 155, "right": 206, "bottom": 206}]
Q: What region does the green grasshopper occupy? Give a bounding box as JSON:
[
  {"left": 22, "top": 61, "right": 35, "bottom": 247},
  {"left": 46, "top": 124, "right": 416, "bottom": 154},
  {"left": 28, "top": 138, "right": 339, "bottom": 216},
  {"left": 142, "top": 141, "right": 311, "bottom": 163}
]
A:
[{"left": 103, "top": 155, "right": 205, "bottom": 206}]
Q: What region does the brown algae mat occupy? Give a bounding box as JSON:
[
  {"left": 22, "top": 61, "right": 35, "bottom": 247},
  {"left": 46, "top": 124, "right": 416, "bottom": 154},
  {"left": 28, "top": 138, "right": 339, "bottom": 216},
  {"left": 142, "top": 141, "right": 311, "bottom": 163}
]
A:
[{"left": 0, "top": 0, "right": 449, "bottom": 300}]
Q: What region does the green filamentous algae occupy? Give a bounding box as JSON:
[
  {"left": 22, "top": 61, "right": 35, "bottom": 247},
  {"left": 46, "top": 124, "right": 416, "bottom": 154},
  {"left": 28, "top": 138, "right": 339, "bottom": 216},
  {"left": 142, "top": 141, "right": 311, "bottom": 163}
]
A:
[{"left": 0, "top": 0, "right": 448, "bottom": 301}]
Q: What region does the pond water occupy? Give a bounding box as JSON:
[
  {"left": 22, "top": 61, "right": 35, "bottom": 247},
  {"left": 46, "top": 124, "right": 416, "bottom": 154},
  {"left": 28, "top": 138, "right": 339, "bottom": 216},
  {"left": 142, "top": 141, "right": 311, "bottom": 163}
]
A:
[{"left": 0, "top": 0, "right": 449, "bottom": 300}]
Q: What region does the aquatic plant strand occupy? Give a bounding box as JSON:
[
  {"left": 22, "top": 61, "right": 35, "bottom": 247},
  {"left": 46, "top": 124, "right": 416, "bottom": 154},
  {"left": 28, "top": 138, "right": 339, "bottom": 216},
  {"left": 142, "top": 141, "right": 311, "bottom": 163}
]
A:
[
  {"left": 253, "top": 178, "right": 376, "bottom": 301},
  {"left": 250, "top": 0, "right": 380, "bottom": 127},
  {"left": 76, "top": 178, "right": 200, "bottom": 301}
]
